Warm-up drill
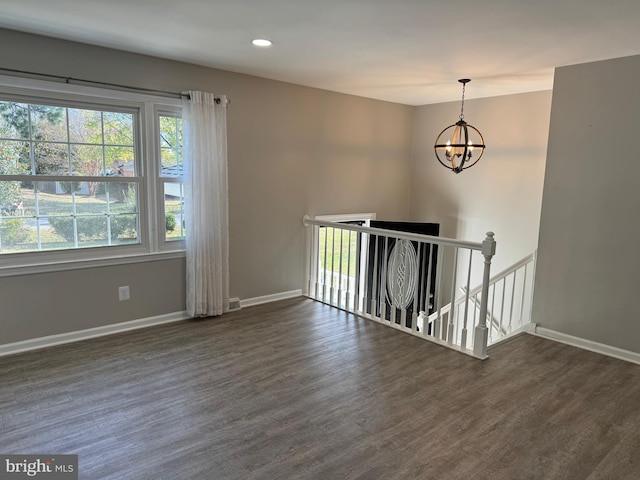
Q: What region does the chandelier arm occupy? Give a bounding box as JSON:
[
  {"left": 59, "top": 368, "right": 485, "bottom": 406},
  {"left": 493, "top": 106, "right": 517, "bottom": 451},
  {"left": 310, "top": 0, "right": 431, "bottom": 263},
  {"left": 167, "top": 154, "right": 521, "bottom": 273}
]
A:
[{"left": 459, "top": 122, "right": 469, "bottom": 169}]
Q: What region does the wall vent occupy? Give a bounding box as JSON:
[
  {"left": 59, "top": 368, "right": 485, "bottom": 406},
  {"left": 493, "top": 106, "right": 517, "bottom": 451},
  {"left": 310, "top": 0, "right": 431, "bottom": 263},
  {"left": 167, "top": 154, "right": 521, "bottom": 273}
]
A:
[{"left": 229, "top": 298, "right": 241, "bottom": 311}]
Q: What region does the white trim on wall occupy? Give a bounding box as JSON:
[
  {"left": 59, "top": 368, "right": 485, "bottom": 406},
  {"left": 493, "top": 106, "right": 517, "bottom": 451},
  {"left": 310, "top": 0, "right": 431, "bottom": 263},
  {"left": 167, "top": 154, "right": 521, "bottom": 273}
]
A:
[
  {"left": 0, "top": 251, "right": 186, "bottom": 278},
  {"left": 0, "top": 290, "right": 304, "bottom": 357},
  {"left": 239, "top": 289, "right": 302, "bottom": 308},
  {"left": 533, "top": 326, "right": 640, "bottom": 366},
  {"left": 0, "top": 311, "right": 191, "bottom": 357}
]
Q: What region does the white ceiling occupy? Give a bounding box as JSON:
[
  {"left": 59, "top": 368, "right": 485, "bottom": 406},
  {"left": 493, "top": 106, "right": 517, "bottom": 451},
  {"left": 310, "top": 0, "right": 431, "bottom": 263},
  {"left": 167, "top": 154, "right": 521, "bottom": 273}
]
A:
[{"left": 1, "top": 0, "right": 640, "bottom": 105}]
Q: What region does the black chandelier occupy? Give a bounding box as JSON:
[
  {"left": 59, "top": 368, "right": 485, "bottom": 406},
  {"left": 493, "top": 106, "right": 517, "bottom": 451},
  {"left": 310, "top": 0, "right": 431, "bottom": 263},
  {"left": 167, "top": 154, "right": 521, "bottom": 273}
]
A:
[{"left": 434, "top": 79, "right": 485, "bottom": 174}]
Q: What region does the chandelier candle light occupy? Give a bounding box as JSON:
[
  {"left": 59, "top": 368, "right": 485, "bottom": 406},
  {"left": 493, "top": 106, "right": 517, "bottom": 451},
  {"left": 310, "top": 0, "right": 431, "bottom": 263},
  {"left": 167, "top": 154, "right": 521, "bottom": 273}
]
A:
[{"left": 434, "top": 79, "right": 485, "bottom": 173}]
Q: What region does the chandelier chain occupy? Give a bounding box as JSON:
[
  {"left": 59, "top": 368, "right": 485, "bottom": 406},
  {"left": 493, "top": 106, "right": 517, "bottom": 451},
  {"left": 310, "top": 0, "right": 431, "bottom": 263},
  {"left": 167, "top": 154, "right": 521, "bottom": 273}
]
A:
[{"left": 459, "top": 82, "right": 466, "bottom": 120}]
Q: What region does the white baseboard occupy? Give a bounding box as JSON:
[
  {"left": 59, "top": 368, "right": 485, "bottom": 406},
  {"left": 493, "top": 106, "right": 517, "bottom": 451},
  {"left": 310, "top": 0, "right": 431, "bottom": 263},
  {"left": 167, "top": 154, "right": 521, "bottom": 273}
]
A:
[
  {"left": 488, "top": 324, "right": 533, "bottom": 347},
  {"left": 0, "top": 289, "right": 304, "bottom": 357},
  {"left": 532, "top": 326, "right": 640, "bottom": 366},
  {"left": 240, "top": 289, "right": 302, "bottom": 308},
  {"left": 0, "top": 311, "right": 190, "bottom": 357}
]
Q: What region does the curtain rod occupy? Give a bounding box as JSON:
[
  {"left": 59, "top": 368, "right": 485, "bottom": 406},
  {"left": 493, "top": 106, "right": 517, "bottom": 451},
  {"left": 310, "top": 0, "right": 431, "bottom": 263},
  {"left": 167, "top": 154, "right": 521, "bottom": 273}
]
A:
[{"left": 0, "top": 67, "right": 225, "bottom": 104}]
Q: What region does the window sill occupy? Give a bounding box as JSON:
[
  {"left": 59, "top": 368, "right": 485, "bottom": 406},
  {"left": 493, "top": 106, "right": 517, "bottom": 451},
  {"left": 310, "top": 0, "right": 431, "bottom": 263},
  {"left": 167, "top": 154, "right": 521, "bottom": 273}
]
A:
[{"left": 0, "top": 250, "right": 186, "bottom": 277}]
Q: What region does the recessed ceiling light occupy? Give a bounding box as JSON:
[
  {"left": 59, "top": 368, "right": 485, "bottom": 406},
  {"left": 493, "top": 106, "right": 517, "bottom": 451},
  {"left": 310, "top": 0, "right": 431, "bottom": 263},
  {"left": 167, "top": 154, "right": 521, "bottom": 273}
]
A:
[{"left": 252, "top": 38, "right": 273, "bottom": 47}]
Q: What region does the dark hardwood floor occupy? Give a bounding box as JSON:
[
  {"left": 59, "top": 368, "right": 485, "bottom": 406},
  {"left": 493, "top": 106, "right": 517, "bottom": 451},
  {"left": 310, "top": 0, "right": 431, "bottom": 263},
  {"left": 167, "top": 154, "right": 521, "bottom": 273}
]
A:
[{"left": 1, "top": 297, "right": 639, "bottom": 479}]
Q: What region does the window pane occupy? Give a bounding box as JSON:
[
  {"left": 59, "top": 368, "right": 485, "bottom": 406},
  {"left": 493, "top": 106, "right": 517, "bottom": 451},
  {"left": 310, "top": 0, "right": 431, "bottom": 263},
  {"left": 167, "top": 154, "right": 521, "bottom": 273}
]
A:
[
  {"left": 34, "top": 141, "right": 69, "bottom": 175},
  {"left": 40, "top": 216, "right": 77, "bottom": 251},
  {"left": 76, "top": 215, "right": 108, "bottom": 247},
  {"left": 159, "top": 115, "right": 181, "bottom": 148},
  {"left": 103, "top": 112, "right": 134, "bottom": 146},
  {"left": 107, "top": 182, "right": 137, "bottom": 212},
  {"left": 104, "top": 146, "right": 135, "bottom": 176},
  {"left": 19, "top": 182, "right": 36, "bottom": 214},
  {"left": 74, "top": 183, "right": 107, "bottom": 215},
  {"left": 0, "top": 180, "right": 23, "bottom": 215},
  {"left": 159, "top": 115, "right": 182, "bottom": 178},
  {"left": 0, "top": 141, "right": 30, "bottom": 174},
  {"left": 68, "top": 108, "right": 103, "bottom": 144},
  {"left": 0, "top": 216, "right": 32, "bottom": 253},
  {"left": 0, "top": 102, "right": 30, "bottom": 139},
  {"left": 110, "top": 214, "right": 138, "bottom": 245},
  {"left": 30, "top": 105, "right": 67, "bottom": 142},
  {"left": 32, "top": 181, "right": 61, "bottom": 215},
  {"left": 71, "top": 144, "right": 102, "bottom": 176},
  {"left": 0, "top": 178, "right": 29, "bottom": 255},
  {"left": 164, "top": 182, "right": 184, "bottom": 241},
  {"left": 160, "top": 147, "right": 179, "bottom": 174}
]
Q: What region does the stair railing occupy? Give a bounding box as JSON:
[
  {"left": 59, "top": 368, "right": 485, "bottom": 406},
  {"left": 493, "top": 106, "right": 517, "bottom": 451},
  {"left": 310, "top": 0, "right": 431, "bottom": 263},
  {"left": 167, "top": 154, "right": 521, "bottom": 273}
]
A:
[
  {"left": 428, "top": 252, "right": 536, "bottom": 346},
  {"left": 303, "top": 215, "right": 496, "bottom": 359}
]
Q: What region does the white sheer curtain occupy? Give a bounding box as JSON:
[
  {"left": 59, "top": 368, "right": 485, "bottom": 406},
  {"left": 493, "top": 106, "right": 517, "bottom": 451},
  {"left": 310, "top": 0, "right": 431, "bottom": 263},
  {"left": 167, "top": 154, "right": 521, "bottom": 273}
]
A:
[{"left": 182, "top": 91, "right": 229, "bottom": 317}]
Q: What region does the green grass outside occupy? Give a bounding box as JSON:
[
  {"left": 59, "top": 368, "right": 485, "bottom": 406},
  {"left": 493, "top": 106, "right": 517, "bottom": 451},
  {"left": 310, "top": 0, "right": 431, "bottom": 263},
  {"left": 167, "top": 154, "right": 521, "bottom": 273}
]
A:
[
  {"left": 318, "top": 227, "right": 358, "bottom": 278},
  {"left": 19, "top": 186, "right": 136, "bottom": 215}
]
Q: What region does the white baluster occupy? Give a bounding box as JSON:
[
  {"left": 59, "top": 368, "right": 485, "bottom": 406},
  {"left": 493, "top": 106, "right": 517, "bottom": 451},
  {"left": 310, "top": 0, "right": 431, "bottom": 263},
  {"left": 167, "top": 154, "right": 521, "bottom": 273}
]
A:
[
  {"left": 322, "top": 227, "right": 328, "bottom": 302},
  {"left": 435, "top": 245, "right": 445, "bottom": 340},
  {"left": 423, "top": 243, "right": 434, "bottom": 337},
  {"left": 371, "top": 234, "right": 379, "bottom": 319},
  {"left": 519, "top": 264, "right": 528, "bottom": 330},
  {"left": 447, "top": 248, "right": 459, "bottom": 345},
  {"left": 329, "top": 227, "right": 336, "bottom": 305},
  {"left": 380, "top": 236, "right": 389, "bottom": 323},
  {"left": 411, "top": 241, "right": 422, "bottom": 333},
  {"left": 337, "top": 227, "right": 344, "bottom": 308},
  {"left": 508, "top": 271, "right": 517, "bottom": 333},
  {"left": 461, "top": 250, "right": 473, "bottom": 349},
  {"left": 345, "top": 229, "right": 352, "bottom": 311}
]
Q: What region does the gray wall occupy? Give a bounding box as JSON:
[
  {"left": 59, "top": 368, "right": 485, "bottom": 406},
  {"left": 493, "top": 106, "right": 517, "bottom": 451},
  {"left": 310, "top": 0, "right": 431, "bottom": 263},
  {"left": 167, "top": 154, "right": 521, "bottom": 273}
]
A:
[
  {"left": 3, "top": 259, "right": 186, "bottom": 342},
  {"left": 0, "top": 28, "right": 413, "bottom": 344},
  {"left": 410, "top": 91, "right": 552, "bottom": 276},
  {"left": 533, "top": 54, "right": 640, "bottom": 353}
]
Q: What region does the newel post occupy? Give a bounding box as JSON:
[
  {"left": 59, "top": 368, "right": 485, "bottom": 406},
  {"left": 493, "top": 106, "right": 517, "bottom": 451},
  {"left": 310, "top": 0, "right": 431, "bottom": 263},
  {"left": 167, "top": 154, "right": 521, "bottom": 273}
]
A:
[{"left": 473, "top": 232, "right": 496, "bottom": 359}]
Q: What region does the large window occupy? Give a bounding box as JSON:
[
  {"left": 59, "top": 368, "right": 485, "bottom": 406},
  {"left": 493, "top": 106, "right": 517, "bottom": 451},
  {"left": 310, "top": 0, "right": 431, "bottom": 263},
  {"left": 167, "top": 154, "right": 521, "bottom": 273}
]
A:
[
  {"left": 0, "top": 101, "right": 139, "bottom": 253},
  {"left": 0, "top": 76, "right": 184, "bottom": 271}
]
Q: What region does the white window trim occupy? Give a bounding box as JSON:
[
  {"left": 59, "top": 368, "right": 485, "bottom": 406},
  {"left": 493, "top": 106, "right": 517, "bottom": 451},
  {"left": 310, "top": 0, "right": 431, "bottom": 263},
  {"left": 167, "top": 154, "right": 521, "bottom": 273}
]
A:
[
  {"left": 0, "top": 251, "right": 186, "bottom": 278},
  {"left": 0, "top": 74, "right": 184, "bottom": 275}
]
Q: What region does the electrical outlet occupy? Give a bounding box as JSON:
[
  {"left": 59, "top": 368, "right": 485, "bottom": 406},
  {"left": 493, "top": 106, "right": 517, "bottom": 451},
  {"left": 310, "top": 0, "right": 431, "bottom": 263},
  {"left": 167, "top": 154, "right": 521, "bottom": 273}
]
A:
[{"left": 118, "top": 286, "right": 130, "bottom": 301}]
